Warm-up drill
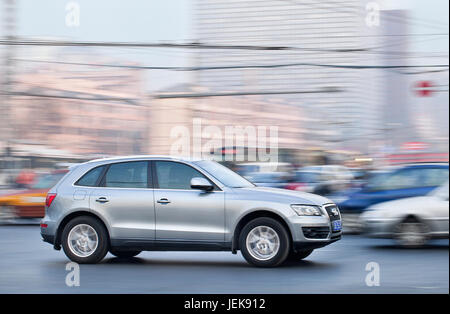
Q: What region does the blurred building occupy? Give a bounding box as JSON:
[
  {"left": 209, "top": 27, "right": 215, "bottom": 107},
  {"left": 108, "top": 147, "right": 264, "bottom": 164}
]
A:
[
  {"left": 194, "top": 0, "right": 382, "bottom": 153},
  {"left": 8, "top": 56, "right": 148, "bottom": 156},
  {"left": 147, "top": 84, "right": 311, "bottom": 159},
  {"left": 380, "top": 10, "right": 415, "bottom": 149},
  {"left": 379, "top": 9, "right": 449, "bottom": 154},
  {"left": 0, "top": 0, "right": 18, "bottom": 148}
]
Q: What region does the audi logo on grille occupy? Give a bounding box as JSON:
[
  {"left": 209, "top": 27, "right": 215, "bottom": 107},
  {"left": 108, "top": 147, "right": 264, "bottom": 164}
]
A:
[{"left": 331, "top": 208, "right": 339, "bottom": 216}]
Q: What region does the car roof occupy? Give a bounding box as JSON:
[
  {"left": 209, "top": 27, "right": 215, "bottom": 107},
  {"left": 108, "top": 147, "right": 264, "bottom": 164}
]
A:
[{"left": 86, "top": 155, "right": 204, "bottom": 164}]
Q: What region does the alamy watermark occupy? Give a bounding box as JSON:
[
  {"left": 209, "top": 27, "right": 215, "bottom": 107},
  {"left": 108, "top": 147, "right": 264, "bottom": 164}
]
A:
[
  {"left": 365, "top": 262, "right": 380, "bottom": 287},
  {"left": 170, "top": 118, "right": 279, "bottom": 168},
  {"left": 365, "top": 2, "right": 380, "bottom": 27},
  {"left": 65, "top": 1, "right": 80, "bottom": 27},
  {"left": 65, "top": 262, "right": 80, "bottom": 287}
]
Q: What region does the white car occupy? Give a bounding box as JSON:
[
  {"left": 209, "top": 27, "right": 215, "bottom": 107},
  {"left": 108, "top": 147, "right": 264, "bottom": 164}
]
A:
[{"left": 361, "top": 183, "right": 449, "bottom": 247}]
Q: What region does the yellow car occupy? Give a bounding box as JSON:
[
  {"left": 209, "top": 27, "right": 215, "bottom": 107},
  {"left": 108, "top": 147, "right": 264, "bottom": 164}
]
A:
[{"left": 0, "top": 170, "right": 67, "bottom": 218}]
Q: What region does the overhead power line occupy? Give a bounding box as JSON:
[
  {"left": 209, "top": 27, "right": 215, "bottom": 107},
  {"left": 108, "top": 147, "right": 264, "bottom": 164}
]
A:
[
  {"left": 13, "top": 58, "right": 449, "bottom": 71},
  {"left": 0, "top": 87, "right": 344, "bottom": 102},
  {"left": 0, "top": 91, "right": 139, "bottom": 105},
  {"left": 396, "top": 68, "right": 450, "bottom": 75},
  {"left": 154, "top": 87, "right": 343, "bottom": 99},
  {"left": 2, "top": 37, "right": 447, "bottom": 58},
  {"left": 0, "top": 38, "right": 371, "bottom": 53}
]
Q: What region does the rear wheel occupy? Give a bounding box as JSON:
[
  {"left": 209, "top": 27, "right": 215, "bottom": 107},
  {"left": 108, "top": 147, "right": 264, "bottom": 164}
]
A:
[
  {"left": 288, "top": 249, "right": 314, "bottom": 261},
  {"left": 110, "top": 249, "right": 141, "bottom": 258},
  {"left": 394, "top": 217, "right": 428, "bottom": 248},
  {"left": 239, "top": 217, "right": 290, "bottom": 267},
  {"left": 61, "top": 216, "right": 109, "bottom": 264}
]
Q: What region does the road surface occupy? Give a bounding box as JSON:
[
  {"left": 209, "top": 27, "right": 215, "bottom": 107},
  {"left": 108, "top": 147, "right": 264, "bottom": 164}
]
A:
[{"left": 0, "top": 225, "right": 448, "bottom": 293}]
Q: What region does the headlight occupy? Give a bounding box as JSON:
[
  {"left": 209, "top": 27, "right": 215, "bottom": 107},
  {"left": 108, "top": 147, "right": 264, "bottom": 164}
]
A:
[{"left": 291, "top": 204, "right": 323, "bottom": 216}]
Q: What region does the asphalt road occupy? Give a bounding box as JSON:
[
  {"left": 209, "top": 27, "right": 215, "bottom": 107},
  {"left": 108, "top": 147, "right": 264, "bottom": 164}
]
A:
[{"left": 0, "top": 225, "right": 448, "bottom": 294}]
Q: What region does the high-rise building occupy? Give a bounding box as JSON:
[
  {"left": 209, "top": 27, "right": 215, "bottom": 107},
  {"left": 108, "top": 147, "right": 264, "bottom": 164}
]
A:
[{"left": 194, "top": 0, "right": 382, "bottom": 152}]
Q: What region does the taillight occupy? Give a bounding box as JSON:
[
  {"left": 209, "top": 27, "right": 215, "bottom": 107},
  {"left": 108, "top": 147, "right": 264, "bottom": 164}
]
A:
[{"left": 45, "top": 193, "right": 57, "bottom": 207}]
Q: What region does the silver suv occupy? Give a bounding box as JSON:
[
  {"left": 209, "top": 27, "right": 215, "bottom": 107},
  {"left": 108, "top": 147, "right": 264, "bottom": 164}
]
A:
[{"left": 41, "top": 156, "right": 342, "bottom": 267}]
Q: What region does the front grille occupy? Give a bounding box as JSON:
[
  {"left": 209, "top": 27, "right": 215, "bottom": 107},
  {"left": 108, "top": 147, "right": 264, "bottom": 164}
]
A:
[
  {"left": 302, "top": 226, "right": 330, "bottom": 239},
  {"left": 323, "top": 204, "right": 341, "bottom": 221}
]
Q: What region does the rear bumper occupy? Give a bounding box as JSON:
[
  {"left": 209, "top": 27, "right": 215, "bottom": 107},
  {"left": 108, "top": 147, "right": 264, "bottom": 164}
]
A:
[
  {"left": 41, "top": 233, "right": 55, "bottom": 245},
  {"left": 40, "top": 216, "right": 58, "bottom": 246}
]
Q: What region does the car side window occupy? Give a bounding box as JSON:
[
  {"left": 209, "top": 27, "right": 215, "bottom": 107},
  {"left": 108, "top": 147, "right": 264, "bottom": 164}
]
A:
[
  {"left": 371, "top": 169, "right": 417, "bottom": 190},
  {"left": 75, "top": 166, "right": 105, "bottom": 187},
  {"left": 104, "top": 161, "right": 148, "bottom": 188},
  {"left": 372, "top": 168, "right": 445, "bottom": 191},
  {"left": 155, "top": 161, "right": 209, "bottom": 190}
]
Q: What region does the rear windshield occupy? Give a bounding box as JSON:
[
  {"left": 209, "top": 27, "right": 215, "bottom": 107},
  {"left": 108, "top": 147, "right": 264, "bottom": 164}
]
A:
[{"left": 32, "top": 172, "right": 67, "bottom": 189}]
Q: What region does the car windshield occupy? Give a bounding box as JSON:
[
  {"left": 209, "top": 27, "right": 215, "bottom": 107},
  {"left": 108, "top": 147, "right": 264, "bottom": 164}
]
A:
[
  {"left": 194, "top": 160, "right": 255, "bottom": 188},
  {"left": 31, "top": 172, "right": 66, "bottom": 189}
]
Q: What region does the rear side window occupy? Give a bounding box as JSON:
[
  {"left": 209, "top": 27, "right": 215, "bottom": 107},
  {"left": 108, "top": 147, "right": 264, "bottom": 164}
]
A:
[
  {"left": 104, "top": 161, "right": 148, "bottom": 188},
  {"left": 75, "top": 166, "right": 105, "bottom": 187}
]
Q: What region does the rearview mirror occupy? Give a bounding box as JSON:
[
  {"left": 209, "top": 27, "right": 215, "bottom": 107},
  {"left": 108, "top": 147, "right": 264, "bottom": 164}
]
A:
[{"left": 190, "top": 177, "right": 214, "bottom": 191}]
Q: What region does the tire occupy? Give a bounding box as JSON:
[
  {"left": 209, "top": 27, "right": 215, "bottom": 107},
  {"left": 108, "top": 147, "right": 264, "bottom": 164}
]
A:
[
  {"left": 394, "top": 217, "right": 429, "bottom": 248},
  {"left": 110, "top": 249, "right": 141, "bottom": 258},
  {"left": 239, "top": 217, "right": 290, "bottom": 267},
  {"left": 288, "top": 249, "right": 313, "bottom": 261},
  {"left": 61, "top": 216, "right": 109, "bottom": 264}
]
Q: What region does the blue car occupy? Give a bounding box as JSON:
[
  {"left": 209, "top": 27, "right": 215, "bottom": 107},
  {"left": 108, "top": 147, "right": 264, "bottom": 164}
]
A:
[{"left": 336, "top": 163, "right": 449, "bottom": 213}]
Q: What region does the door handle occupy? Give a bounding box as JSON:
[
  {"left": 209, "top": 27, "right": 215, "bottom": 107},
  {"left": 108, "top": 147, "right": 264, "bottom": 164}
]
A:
[
  {"left": 95, "top": 197, "right": 109, "bottom": 203},
  {"left": 157, "top": 198, "right": 171, "bottom": 204}
]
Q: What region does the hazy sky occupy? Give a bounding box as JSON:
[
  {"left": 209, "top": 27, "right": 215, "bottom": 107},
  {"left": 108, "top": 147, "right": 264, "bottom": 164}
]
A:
[
  {"left": 3, "top": 0, "right": 448, "bottom": 91},
  {"left": 13, "top": 1, "right": 448, "bottom": 47},
  {"left": 17, "top": 0, "right": 193, "bottom": 42}
]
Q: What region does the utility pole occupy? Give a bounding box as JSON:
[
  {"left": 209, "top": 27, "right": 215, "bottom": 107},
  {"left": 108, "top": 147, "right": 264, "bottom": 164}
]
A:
[{"left": 1, "top": 0, "right": 17, "bottom": 157}]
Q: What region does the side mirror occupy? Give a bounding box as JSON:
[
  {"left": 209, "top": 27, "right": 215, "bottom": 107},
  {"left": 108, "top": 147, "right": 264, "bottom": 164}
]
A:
[{"left": 190, "top": 177, "right": 214, "bottom": 191}]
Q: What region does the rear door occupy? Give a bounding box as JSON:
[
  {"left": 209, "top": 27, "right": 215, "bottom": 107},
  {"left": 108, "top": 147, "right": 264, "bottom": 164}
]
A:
[{"left": 89, "top": 161, "right": 155, "bottom": 240}]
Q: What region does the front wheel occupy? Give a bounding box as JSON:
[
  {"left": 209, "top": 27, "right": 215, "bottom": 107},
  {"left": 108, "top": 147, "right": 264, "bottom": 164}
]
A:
[
  {"left": 61, "top": 216, "right": 109, "bottom": 264},
  {"left": 239, "top": 217, "right": 290, "bottom": 267}
]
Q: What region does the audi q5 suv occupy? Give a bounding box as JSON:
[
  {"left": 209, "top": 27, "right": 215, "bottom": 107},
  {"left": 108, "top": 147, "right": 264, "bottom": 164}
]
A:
[{"left": 41, "top": 156, "right": 342, "bottom": 267}]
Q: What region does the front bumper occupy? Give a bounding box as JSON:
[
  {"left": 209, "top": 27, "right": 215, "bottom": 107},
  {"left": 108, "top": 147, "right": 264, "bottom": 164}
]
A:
[
  {"left": 293, "top": 235, "right": 341, "bottom": 251},
  {"left": 287, "top": 214, "right": 342, "bottom": 251}
]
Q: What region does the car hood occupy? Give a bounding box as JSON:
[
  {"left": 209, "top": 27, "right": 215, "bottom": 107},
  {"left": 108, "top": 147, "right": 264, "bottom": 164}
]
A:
[{"left": 236, "top": 186, "right": 333, "bottom": 206}]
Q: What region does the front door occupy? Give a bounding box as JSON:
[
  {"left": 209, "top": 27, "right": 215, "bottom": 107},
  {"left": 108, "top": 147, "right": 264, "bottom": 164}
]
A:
[{"left": 153, "top": 161, "right": 225, "bottom": 242}]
